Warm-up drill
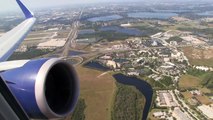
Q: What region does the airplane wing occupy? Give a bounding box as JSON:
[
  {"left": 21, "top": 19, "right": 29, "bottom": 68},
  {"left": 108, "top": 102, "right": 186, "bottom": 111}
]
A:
[
  {"left": 0, "top": 0, "right": 79, "bottom": 119},
  {"left": 0, "top": 0, "right": 36, "bottom": 62}
]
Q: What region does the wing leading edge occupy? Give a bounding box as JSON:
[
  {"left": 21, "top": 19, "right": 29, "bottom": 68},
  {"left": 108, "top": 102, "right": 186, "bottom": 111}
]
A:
[{"left": 0, "top": 0, "right": 36, "bottom": 62}]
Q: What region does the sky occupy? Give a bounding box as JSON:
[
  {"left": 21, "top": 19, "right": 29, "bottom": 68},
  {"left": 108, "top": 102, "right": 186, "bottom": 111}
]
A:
[
  {"left": 0, "top": 0, "right": 130, "bottom": 13},
  {"left": 0, "top": 0, "right": 93, "bottom": 13},
  {"left": 0, "top": 0, "right": 212, "bottom": 13}
]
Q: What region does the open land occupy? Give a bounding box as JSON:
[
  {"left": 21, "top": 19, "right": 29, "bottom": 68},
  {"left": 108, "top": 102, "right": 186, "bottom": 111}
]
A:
[
  {"left": 182, "top": 47, "right": 213, "bottom": 67},
  {"left": 76, "top": 66, "right": 115, "bottom": 120},
  {"left": 179, "top": 75, "right": 202, "bottom": 88}
]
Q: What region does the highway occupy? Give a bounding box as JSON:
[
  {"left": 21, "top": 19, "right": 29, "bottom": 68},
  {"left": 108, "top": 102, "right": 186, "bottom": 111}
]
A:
[
  {"left": 61, "top": 21, "right": 79, "bottom": 57},
  {"left": 61, "top": 10, "right": 83, "bottom": 57}
]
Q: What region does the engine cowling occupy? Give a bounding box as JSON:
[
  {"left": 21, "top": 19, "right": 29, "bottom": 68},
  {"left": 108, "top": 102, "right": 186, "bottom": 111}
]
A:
[{"left": 0, "top": 58, "right": 79, "bottom": 119}]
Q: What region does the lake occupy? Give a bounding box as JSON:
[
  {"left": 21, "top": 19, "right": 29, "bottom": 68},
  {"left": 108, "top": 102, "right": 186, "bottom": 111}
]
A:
[
  {"left": 88, "top": 15, "right": 123, "bottom": 22},
  {"left": 197, "top": 11, "right": 213, "bottom": 16},
  {"left": 69, "top": 51, "right": 86, "bottom": 56},
  {"left": 153, "top": 9, "right": 191, "bottom": 13},
  {"left": 128, "top": 12, "right": 178, "bottom": 19},
  {"left": 100, "top": 26, "right": 143, "bottom": 36},
  {"left": 113, "top": 74, "right": 153, "bottom": 120},
  {"left": 84, "top": 61, "right": 110, "bottom": 71},
  {"left": 114, "top": 58, "right": 129, "bottom": 63},
  {"left": 78, "top": 29, "right": 95, "bottom": 35}
]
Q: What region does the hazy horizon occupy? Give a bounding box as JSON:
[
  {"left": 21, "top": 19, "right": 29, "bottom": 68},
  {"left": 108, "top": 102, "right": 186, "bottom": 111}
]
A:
[{"left": 0, "top": 0, "right": 212, "bottom": 13}]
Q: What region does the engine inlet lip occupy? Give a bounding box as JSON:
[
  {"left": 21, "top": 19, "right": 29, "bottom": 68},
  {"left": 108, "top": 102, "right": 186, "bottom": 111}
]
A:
[{"left": 35, "top": 58, "right": 79, "bottom": 118}]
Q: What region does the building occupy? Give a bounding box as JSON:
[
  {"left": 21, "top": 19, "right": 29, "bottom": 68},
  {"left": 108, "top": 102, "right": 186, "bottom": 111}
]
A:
[
  {"left": 153, "top": 112, "right": 166, "bottom": 119},
  {"left": 15, "top": 45, "right": 27, "bottom": 52},
  {"left": 172, "top": 107, "right": 192, "bottom": 120},
  {"left": 37, "top": 39, "right": 66, "bottom": 49},
  {"left": 106, "top": 60, "right": 121, "bottom": 69},
  {"left": 156, "top": 90, "right": 178, "bottom": 107},
  {"left": 198, "top": 104, "right": 213, "bottom": 119}
]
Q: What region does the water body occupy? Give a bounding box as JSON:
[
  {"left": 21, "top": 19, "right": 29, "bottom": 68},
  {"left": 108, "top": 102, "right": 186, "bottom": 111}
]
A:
[
  {"left": 113, "top": 74, "right": 153, "bottom": 120},
  {"left": 78, "top": 29, "right": 95, "bottom": 35},
  {"left": 197, "top": 11, "right": 213, "bottom": 16},
  {"left": 69, "top": 51, "right": 86, "bottom": 56},
  {"left": 84, "top": 61, "right": 110, "bottom": 71},
  {"left": 100, "top": 26, "right": 142, "bottom": 36},
  {"left": 114, "top": 58, "right": 129, "bottom": 63},
  {"left": 154, "top": 9, "right": 192, "bottom": 13},
  {"left": 128, "top": 12, "right": 178, "bottom": 19},
  {"left": 88, "top": 15, "right": 123, "bottom": 22}
]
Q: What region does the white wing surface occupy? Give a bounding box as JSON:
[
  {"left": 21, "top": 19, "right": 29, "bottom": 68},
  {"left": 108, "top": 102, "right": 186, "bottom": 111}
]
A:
[{"left": 0, "top": 0, "right": 36, "bottom": 62}]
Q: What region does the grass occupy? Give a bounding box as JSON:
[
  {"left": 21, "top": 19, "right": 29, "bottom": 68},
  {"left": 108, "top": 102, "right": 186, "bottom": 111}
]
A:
[
  {"left": 182, "top": 47, "right": 213, "bottom": 67},
  {"left": 166, "top": 36, "right": 183, "bottom": 43},
  {"left": 159, "top": 76, "right": 173, "bottom": 87},
  {"left": 195, "top": 95, "right": 212, "bottom": 105},
  {"left": 178, "top": 75, "right": 202, "bottom": 88},
  {"left": 111, "top": 82, "right": 145, "bottom": 120},
  {"left": 65, "top": 98, "right": 86, "bottom": 120},
  {"left": 178, "top": 27, "right": 213, "bottom": 38},
  {"left": 199, "top": 87, "right": 211, "bottom": 94},
  {"left": 143, "top": 77, "right": 167, "bottom": 89},
  {"left": 186, "top": 68, "right": 213, "bottom": 92},
  {"left": 76, "top": 66, "right": 115, "bottom": 120},
  {"left": 181, "top": 91, "right": 193, "bottom": 99},
  {"left": 8, "top": 47, "right": 54, "bottom": 60},
  {"left": 26, "top": 34, "right": 50, "bottom": 39},
  {"left": 78, "top": 31, "right": 130, "bottom": 41}
]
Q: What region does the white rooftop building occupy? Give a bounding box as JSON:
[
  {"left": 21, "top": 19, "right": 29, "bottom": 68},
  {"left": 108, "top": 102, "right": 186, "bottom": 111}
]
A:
[
  {"left": 106, "top": 60, "right": 121, "bottom": 69},
  {"left": 198, "top": 104, "right": 213, "bottom": 119},
  {"left": 173, "top": 107, "right": 192, "bottom": 120},
  {"left": 37, "top": 39, "right": 66, "bottom": 49}
]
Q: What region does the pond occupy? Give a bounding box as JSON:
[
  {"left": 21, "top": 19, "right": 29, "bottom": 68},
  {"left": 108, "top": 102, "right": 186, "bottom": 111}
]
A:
[
  {"left": 78, "top": 29, "right": 95, "bottom": 35},
  {"left": 84, "top": 61, "right": 110, "bottom": 71},
  {"left": 128, "top": 12, "right": 178, "bottom": 19},
  {"left": 197, "top": 11, "right": 213, "bottom": 16},
  {"left": 69, "top": 51, "right": 86, "bottom": 56},
  {"left": 88, "top": 15, "right": 123, "bottom": 22}
]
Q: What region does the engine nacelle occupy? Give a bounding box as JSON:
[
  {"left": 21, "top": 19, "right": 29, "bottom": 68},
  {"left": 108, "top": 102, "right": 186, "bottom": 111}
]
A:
[{"left": 0, "top": 58, "right": 79, "bottom": 119}]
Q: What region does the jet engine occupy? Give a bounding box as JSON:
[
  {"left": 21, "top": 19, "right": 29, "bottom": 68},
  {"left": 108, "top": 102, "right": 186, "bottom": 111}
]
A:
[{"left": 0, "top": 58, "right": 79, "bottom": 119}]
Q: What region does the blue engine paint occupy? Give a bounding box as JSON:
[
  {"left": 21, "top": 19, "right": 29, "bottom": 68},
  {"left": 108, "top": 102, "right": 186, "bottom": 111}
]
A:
[{"left": 0, "top": 58, "right": 49, "bottom": 118}]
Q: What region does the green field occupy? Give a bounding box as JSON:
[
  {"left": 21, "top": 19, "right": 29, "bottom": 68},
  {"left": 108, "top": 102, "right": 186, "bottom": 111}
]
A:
[
  {"left": 187, "top": 68, "right": 213, "bottom": 92},
  {"left": 182, "top": 47, "right": 213, "bottom": 67},
  {"left": 74, "top": 65, "right": 147, "bottom": 120},
  {"left": 65, "top": 98, "right": 86, "bottom": 120},
  {"left": 77, "top": 31, "right": 130, "bottom": 41},
  {"left": 178, "top": 27, "right": 213, "bottom": 38},
  {"left": 111, "top": 82, "right": 145, "bottom": 120},
  {"left": 178, "top": 74, "right": 202, "bottom": 88},
  {"left": 178, "top": 68, "right": 213, "bottom": 94},
  {"left": 76, "top": 66, "right": 115, "bottom": 120},
  {"left": 9, "top": 47, "right": 54, "bottom": 60}
]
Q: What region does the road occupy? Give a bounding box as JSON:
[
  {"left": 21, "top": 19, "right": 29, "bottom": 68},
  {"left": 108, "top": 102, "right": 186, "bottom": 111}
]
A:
[
  {"left": 61, "top": 10, "right": 83, "bottom": 57},
  {"left": 61, "top": 21, "right": 79, "bottom": 57},
  {"left": 174, "top": 90, "right": 200, "bottom": 120}
]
